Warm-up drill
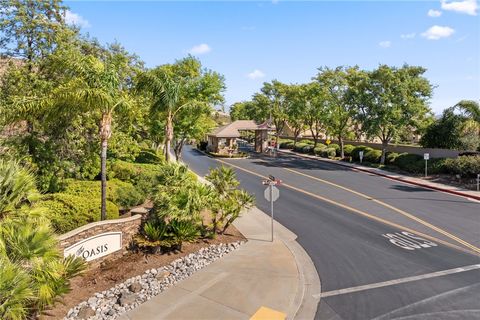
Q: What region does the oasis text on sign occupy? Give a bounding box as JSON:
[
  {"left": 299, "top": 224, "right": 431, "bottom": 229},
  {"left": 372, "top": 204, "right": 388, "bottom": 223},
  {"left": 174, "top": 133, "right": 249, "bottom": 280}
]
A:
[{"left": 64, "top": 232, "right": 122, "bottom": 262}]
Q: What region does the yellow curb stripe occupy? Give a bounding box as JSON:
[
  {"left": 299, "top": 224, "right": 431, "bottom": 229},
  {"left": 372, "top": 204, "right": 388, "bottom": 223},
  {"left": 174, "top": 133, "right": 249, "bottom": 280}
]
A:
[
  {"left": 250, "top": 306, "right": 286, "bottom": 320},
  {"left": 212, "top": 158, "right": 476, "bottom": 255},
  {"left": 281, "top": 166, "right": 480, "bottom": 254}
]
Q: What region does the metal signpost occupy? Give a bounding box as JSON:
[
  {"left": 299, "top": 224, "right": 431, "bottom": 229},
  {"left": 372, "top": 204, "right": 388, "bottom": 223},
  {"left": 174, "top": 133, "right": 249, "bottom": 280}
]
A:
[
  {"left": 424, "top": 153, "right": 429, "bottom": 178},
  {"left": 359, "top": 151, "right": 364, "bottom": 164},
  {"left": 263, "top": 175, "right": 281, "bottom": 242},
  {"left": 477, "top": 174, "right": 480, "bottom": 192}
]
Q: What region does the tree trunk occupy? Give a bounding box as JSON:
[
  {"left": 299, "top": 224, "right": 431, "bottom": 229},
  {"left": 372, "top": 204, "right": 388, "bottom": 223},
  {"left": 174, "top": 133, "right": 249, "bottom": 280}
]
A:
[
  {"left": 99, "top": 113, "right": 112, "bottom": 221},
  {"left": 165, "top": 112, "right": 173, "bottom": 162},
  {"left": 380, "top": 140, "right": 388, "bottom": 165},
  {"left": 338, "top": 136, "right": 344, "bottom": 159}
]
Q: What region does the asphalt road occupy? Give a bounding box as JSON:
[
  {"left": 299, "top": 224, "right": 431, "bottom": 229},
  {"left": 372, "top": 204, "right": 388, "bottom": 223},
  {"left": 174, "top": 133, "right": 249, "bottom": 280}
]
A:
[{"left": 181, "top": 146, "right": 480, "bottom": 320}]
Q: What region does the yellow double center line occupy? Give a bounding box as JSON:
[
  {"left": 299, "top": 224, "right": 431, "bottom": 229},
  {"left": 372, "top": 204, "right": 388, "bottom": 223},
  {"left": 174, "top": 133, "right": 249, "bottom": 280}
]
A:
[{"left": 213, "top": 157, "right": 480, "bottom": 255}]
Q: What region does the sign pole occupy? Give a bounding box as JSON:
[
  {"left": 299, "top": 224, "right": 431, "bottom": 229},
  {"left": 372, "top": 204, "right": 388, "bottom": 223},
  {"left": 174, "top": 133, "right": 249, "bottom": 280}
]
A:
[
  {"left": 425, "top": 159, "right": 428, "bottom": 178},
  {"left": 423, "top": 153, "right": 429, "bottom": 178},
  {"left": 270, "top": 183, "right": 274, "bottom": 242},
  {"left": 477, "top": 174, "right": 479, "bottom": 192}
]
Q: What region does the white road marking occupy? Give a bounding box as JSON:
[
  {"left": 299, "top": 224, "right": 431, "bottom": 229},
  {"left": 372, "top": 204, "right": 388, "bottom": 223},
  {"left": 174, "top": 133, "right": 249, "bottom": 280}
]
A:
[
  {"left": 383, "top": 231, "right": 438, "bottom": 251},
  {"left": 313, "top": 264, "right": 480, "bottom": 298}
]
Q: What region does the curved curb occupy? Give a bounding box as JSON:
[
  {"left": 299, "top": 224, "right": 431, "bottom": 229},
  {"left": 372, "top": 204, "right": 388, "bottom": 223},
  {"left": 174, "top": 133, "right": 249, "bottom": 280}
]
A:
[{"left": 279, "top": 150, "right": 480, "bottom": 201}]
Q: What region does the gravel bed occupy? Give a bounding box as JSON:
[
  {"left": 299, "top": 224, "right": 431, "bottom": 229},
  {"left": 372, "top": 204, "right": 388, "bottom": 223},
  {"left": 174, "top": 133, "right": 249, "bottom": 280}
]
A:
[{"left": 65, "top": 241, "right": 245, "bottom": 320}]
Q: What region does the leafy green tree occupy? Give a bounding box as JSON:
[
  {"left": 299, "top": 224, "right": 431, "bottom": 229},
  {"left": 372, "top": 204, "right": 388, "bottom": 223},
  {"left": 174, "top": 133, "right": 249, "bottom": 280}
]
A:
[
  {"left": 138, "top": 56, "right": 225, "bottom": 162},
  {"left": 285, "top": 84, "right": 308, "bottom": 146},
  {"left": 257, "top": 80, "right": 290, "bottom": 148},
  {"left": 356, "top": 65, "right": 433, "bottom": 164},
  {"left": 455, "top": 100, "right": 480, "bottom": 123},
  {"left": 315, "top": 66, "right": 361, "bottom": 158},
  {"left": 230, "top": 101, "right": 267, "bottom": 122},
  {"left": 303, "top": 82, "right": 327, "bottom": 148}
]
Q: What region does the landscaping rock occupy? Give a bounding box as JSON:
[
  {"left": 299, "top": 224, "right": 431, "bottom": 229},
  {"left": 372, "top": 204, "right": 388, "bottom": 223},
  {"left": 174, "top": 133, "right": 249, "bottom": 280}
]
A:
[
  {"left": 64, "top": 241, "right": 245, "bottom": 320},
  {"left": 77, "top": 306, "right": 95, "bottom": 319}
]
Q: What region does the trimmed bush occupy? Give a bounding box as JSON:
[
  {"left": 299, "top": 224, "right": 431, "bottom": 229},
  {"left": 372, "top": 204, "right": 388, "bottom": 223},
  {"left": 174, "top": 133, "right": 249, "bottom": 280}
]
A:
[
  {"left": 313, "top": 146, "right": 326, "bottom": 156},
  {"left": 320, "top": 148, "right": 336, "bottom": 158},
  {"left": 299, "top": 139, "right": 314, "bottom": 145},
  {"left": 302, "top": 145, "right": 315, "bottom": 154},
  {"left": 293, "top": 143, "right": 308, "bottom": 152},
  {"left": 395, "top": 153, "right": 424, "bottom": 173},
  {"left": 386, "top": 152, "right": 400, "bottom": 164},
  {"left": 108, "top": 160, "right": 161, "bottom": 197},
  {"left": 63, "top": 179, "right": 144, "bottom": 209},
  {"left": 35, "top": 193, "right": 119, "bottom": 233},
  {"left": 343, "top": 144, "right": 355, "bottom": 157},
  {"left": 364, "top": 149, "right": 382, "bottom": 163},
  {"left": 328, "top": 144, "right": 340, "bottom": 156},
  {"left": 279, "top": 140, "right": 294, "bottom": 149},
  {"left": 352, "top": 146, "right": 373, "bottom": 161},
  {"left": 135, "top": 150, "right": 163, "bottom": 164},
  {"left": 443, "top": 156, "right": 480, "bottom": 177}
]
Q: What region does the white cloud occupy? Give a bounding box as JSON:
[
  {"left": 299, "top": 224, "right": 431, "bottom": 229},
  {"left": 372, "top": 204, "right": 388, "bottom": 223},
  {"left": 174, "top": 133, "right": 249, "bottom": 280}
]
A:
[
  {"left": 188, "top": 43, "right": 211, "bottom": 55},
  {"left": 441, "top": 0, "right": 478, "bottom": 15},
  {"left": 379, "top": 41, "right": 391, "bottom": 48},
  {"left": 64, "top": 10, "right": 90, "bottom": 28},
  {"left": 247, "top": 69, "right": 265, "bottom": 80},
  {"left": 401, "top": 33, "right": 416, "bottom": 39},
  {"left": 421, "top": 25, "right": 455, "bottom": 40},
  {"left": 428, "top": 9, "right": 443, "bottom": 17}
]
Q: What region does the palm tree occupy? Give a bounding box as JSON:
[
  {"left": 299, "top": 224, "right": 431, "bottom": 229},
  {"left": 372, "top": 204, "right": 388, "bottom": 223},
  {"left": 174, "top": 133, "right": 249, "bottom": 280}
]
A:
[
  {"left": 13, "top": 46, "right": 132, "bottom": 220},
  {"left": 455, "top": 100, "right": 480, "bottom": 124},
  {"left": 0, "top": 160, "right": 37, "bottom": 218},
  {"left": 137, "top": 70, "right": 192, "bottom": 162}
]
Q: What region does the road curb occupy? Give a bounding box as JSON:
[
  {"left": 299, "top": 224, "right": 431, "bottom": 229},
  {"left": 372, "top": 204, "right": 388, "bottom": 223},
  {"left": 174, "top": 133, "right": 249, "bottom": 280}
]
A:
[{"left": 278, "top": 150, "right": 480, "bottom": 201}]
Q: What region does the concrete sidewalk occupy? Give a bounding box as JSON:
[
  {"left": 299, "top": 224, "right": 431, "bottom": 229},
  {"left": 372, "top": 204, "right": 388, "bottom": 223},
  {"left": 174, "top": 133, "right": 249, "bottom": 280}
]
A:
[
  {"left": 279, "top": 149, "right": 480, "bottom": 201},
  {"left": 119, "top": 208, "right": 320, "bottom": 320}
]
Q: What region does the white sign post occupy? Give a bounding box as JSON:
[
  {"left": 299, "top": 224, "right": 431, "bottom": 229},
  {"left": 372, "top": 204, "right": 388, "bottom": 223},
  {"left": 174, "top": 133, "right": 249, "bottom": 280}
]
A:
[
  {"left": 359, "top": 151, "right": 364, "bottom": 163},
  {"left": 64, "top": 232, "right": 122, "bottom": 262},
  {"left": 424, "top": 153, "right": 429, "bottom": 177},
  {"left": 263, "top": 176, "right": 281, "bottom": 242}
]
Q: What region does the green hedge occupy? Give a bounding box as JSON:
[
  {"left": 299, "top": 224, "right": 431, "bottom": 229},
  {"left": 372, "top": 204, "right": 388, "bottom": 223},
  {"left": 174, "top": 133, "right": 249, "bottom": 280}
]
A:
[
  {"left": 299, "top": 139, "right": 314, "bottom": 145},
  {"left": 313, "top": 146, "right": 325, "bottom": 156},
  {"left": 302, "top": 145, "right": 314, "bottom": 154},
  {"left": 135, "top": 150, "right": 164, "bottom": 164},
  {"left": 364, "top": 149, "right": 382, "bottom": 163},
  {"left": 108, "top": 160, "right": 161, "bottom": 197},
  {"left": 293, "top": 143, "right": 308, "bottom": 152},
  {"left": 386, "top": 152, "right": 400, "bottom": 164},
  {"left": 63, "top": 179, "right": 144, "bottom": 209},
  {"left": 328, "top": 144, "right": 340, "bottom": 156},
  {"left": 320, "top": 148, "right": 336, "bottom": 158},
  {"left": 279, "top": 140, "right": 294, "bottom": 149},
  {"left": 394, "top": 153, "right": 424, "bottom": 173},
  {"left": 443, "top": 156, "right": 480, "bottom": 177},
  {"left": 35, "top": 193, "right": 119, "bottom": 233},
  {"left": 343, "top": 145, "right": 355, "bottom": 157}
]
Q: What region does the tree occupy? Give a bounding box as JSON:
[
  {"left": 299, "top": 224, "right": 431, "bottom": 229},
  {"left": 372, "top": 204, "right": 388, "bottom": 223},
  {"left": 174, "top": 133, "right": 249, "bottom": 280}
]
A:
[
  {"left": 257, "top": 80, "right": 289, "bottom": 148},
  {"left": 230, "top": 101, "right": 267, "bottom": 122},
  {"left": 0, "top": 0, "right": 67, "bottom": 69},
  {"left": 138, "top": 56, "right": 225, "bottom": 162},
  {"left": 455, "top": 100, "right": 480, "bottom": 123},
  {"left": 356, "top": 65, "right": 433, "bottom": 164},
  {"left": 285, "top": 84, "right": 308, "bottom": 146},
  {"left": 315, "top": 66, "right": 360, "bottom": 158},
  {"left": 303, "top": 82, "right": 327, "bottom": 148}
]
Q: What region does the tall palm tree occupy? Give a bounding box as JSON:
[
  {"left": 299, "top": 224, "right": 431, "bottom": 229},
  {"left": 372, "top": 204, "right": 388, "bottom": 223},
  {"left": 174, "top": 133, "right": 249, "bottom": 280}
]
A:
[
  {"left": 455, "top": 100, "right": 480, "bottom": 123},
  {"left": 137, "top": 70, "right": 191, "bottom": 162},
  {"left": 13, "top": 46, "right": 132, "bottom": 220}
]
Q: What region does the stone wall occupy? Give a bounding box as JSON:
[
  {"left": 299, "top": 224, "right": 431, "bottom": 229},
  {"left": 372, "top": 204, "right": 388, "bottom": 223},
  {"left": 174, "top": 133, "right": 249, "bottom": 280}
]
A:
[{"left": 58, "top": 215, "right": 142, "bottom": 267}]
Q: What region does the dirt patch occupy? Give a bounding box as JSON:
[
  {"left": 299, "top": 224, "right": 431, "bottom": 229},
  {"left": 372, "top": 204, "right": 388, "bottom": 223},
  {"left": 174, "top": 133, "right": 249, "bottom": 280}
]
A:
[{"left": 40, "top": 225, "right": 245, "bottom": 320}]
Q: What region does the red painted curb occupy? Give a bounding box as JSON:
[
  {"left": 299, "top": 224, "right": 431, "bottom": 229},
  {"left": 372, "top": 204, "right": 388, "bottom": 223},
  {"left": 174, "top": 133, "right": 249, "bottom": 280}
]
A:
[{"left": 279, "top": 150, "right": 480, "bottom": 201}]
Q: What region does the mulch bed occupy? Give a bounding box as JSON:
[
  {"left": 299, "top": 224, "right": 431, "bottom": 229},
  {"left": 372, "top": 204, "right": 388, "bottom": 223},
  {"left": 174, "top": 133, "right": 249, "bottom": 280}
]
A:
[{"left": 40, "top": 225, "right": 245, "bottom": 320}]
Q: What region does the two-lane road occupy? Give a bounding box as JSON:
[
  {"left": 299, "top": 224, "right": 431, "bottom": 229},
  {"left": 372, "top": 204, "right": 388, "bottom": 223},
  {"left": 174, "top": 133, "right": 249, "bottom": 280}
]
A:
[{"left": 181, "top": 146, "right": 480, "bottom": 320}]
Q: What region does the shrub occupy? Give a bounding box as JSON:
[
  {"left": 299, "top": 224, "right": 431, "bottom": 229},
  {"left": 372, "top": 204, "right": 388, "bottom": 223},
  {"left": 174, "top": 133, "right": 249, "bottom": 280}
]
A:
[
  {"left": 299, "top": 139, "right": 314, "bottom": 145},
  {"left": 321, "top": 148, "right": 336, "bottom": 158},
  {"left": 302, "top": 145, "right": 314, "bottom": 154},
  {"left": 108, "top": 160, "right": 161, "bottom": 197},
  {"left": 135, "top": 150, "right": 163, "bottom": 164},
  {"left": 395, "top": 153, "right": 424, "bottom": 173},
  {"left": 328, "top": 144, "right": 340, "bottom": 156},
  {"left": 293, "top": 143, "right": 308, "bottom": 152},
  {"left": 386, "top": 152, "right": 400, "bottom": 164},
  {"left": 170, "top": 219, "right": 200, "bottom": 248},
  {"left": 343, "top": 145, "right": 355, "bottom": 157},
  {"left": 313, "top": 147, "right": 325, "bottom": 156},
  {"left": 279, "top": 139, "right": 294, "bottom": 149},
  {"left": 35, "top": 193, "right": 119, "bottom": 233},
  {"left": 364, "top": 149, "right": 382, "bottom": 163},
  {"left": 443, "top": 156, "right": 480, "bottom": 177},
  {"left": 352, "top": 146, "right": 373, "bottom": 161},
  {"left": 63, "top": 179, "right": 144, "bottom": 209},
  {"left": 428, "top": 158, "right": 448, "bottom": 174}
]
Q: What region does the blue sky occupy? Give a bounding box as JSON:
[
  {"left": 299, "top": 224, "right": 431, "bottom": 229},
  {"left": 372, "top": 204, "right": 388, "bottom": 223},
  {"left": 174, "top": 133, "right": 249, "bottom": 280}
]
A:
[{"left": 65, "top": 0, "right": 479, "bottom": 115}]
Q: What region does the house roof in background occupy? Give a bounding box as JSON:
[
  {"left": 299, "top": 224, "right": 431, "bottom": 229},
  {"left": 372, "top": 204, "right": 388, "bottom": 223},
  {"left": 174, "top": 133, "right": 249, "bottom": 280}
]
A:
[{"left": 208, "top": 120, "right": 274, "bottom": 138}]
